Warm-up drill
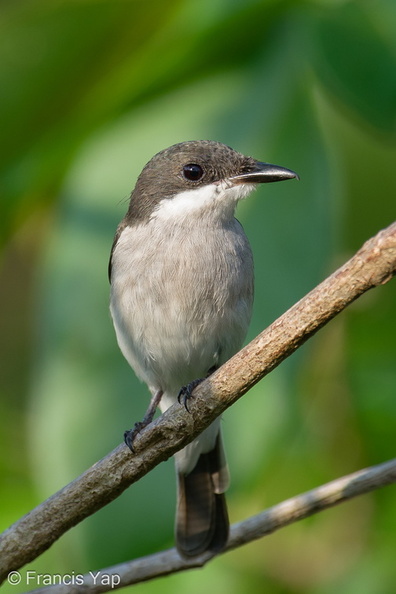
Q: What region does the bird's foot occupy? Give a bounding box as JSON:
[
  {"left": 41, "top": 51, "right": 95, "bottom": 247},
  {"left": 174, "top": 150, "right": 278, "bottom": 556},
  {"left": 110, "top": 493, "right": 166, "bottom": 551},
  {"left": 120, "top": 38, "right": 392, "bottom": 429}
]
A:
[
  {"left": 124, "top": 422, "right": 146, "bottom": 452},
  {"left": 178, "top": 378, "right": 204, "bottom": 412},
  {"left": 124, "top": 389, "right": 163, "bottom": 452}
]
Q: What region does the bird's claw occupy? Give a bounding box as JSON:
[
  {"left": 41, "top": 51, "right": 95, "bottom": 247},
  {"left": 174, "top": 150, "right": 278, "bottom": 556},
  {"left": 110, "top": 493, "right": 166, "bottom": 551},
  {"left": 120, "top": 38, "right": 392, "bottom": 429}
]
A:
[
  {"left": 124, "top": 421, "right": 145, "bottom": 452},
  {"left": 177, "top": 378, "right": 204, "bottom": 412},
  {"left": 124, "top": 389, "right": 163, "bottom": 452}
]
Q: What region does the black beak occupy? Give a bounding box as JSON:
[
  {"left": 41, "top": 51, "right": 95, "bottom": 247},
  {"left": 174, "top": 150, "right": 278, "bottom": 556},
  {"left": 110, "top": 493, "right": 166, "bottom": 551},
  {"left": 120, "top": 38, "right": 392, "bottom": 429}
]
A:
[{"left": 231, "top": 161, "right": 299, "bottom": 184}]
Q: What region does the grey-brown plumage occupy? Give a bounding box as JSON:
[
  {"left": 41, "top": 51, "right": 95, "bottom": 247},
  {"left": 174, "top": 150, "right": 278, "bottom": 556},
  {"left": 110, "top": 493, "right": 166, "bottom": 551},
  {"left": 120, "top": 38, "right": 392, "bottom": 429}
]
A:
[{"left": 109, "top": 140, "right": 298, "bottom": 557}]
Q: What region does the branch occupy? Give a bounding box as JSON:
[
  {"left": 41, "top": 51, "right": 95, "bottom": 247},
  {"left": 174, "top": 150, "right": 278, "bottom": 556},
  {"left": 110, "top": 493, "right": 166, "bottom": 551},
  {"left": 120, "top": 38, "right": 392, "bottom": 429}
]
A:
[
  {"left": 24, "top": 457, "right": 396, "bottom": 593},
  {"left": 1, "top": 222, "right": 395, "bottom": 583}
]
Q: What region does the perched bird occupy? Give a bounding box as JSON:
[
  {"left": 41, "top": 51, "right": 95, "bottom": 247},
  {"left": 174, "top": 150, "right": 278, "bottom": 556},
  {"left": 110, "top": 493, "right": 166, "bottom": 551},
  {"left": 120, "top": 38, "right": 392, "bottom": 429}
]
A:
[{"left": 109, "top": 140, "right": 298, "bottom": 557}]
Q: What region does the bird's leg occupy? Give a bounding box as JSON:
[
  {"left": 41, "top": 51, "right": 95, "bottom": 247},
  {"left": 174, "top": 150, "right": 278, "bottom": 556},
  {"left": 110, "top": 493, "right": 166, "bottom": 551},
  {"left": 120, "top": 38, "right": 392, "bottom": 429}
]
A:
[
  {"left": 124, "top": 390, "right": 163, "bottom": 452},
  {"left": 178, "top": 366, "right": 217, "bottom": 412}
]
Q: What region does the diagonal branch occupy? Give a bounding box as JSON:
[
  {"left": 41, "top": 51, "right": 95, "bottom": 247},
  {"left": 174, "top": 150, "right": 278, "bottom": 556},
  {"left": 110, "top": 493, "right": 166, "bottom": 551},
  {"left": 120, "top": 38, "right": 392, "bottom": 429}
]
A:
[
  {"left": 0, "top": 222, "right": 395, "bottom": 584},
  {"left": 25, "top": 457, "right": 396, "bottom": 594}
]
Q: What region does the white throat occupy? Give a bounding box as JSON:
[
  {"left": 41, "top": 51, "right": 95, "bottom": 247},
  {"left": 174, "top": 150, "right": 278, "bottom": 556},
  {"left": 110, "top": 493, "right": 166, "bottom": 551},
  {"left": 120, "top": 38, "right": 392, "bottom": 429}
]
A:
[{"left": 150, "top": 180, "right": 255, "bottom": 223}]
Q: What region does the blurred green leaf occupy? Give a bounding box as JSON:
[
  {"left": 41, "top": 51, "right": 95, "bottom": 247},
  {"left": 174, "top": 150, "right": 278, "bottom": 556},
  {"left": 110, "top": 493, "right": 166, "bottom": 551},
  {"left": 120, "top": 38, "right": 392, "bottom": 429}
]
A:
[{"left": 312, "top": 2, "right": 396, "bottom": 135}]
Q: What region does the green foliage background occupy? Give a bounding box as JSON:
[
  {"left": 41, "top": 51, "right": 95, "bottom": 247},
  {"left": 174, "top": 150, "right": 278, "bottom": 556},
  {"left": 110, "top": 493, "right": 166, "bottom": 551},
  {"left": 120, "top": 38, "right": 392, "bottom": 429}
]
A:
[{"left": 1, "top": 1, "right": 395, "bottom": 592}]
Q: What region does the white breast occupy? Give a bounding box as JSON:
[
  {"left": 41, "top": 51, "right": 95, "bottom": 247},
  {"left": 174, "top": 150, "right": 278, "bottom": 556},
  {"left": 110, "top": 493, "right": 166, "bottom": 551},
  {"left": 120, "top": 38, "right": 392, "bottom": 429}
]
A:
[{"left": 111, "top": 217, "right": 253, "bottom": 395}]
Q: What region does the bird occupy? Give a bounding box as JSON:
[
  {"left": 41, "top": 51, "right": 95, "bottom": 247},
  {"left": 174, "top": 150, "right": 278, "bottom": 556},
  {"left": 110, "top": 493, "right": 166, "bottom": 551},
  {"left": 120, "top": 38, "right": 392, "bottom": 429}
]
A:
[{"left": 109, "top": 140, "right": 298, "bottom": 558}]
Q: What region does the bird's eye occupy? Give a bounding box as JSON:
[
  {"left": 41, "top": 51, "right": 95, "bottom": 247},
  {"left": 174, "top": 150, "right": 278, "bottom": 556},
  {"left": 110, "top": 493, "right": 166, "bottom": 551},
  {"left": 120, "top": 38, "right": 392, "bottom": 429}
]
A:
[{"left": 182, "top": 163, "right": 204, "bottom": 181}]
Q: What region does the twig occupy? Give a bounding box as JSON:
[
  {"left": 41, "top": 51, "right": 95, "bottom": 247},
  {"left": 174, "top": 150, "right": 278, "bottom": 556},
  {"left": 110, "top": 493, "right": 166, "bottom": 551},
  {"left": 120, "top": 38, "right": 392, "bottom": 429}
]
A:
[
  {"left": 24, "top": 457, "right": 396, "bottom": 593},
  {"left": 0, "top": 222, "right": 395, "bottom": 584}
]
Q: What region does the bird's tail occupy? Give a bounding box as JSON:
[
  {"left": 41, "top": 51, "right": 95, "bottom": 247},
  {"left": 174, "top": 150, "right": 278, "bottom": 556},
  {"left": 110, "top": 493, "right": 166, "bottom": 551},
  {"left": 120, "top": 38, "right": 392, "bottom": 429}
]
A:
[{"left": 175, "top": 433, "right": 230, "bottom": 557}]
